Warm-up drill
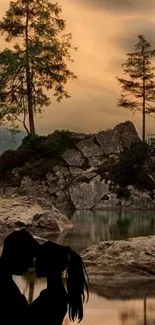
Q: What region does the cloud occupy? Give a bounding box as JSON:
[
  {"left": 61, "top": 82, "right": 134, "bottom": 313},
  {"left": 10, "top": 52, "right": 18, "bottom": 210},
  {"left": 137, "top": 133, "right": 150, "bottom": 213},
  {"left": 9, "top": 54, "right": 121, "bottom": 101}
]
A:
[
  {"left": 76, "top": 0, "right": 155, "bottom": 13},
  {"left": 109, "top": 19, "right": 155, "bottom": 54}
]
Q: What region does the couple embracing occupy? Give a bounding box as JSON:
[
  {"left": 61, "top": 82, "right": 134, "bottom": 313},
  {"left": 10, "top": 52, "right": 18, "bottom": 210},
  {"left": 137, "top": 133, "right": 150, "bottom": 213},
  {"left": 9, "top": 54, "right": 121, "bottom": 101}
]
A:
[{"left": 0, "top": 230, "right": 89, "bottom": 324}]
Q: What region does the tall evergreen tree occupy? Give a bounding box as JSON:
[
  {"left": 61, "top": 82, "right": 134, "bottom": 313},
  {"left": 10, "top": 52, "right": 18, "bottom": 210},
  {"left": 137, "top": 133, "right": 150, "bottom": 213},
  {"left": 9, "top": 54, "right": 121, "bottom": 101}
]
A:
[
  {"left": 0, "top": 0, "right": 77, "bottom": 134},
  {"left": 116, "top": 35, "right": 155, "bottom": 142}
]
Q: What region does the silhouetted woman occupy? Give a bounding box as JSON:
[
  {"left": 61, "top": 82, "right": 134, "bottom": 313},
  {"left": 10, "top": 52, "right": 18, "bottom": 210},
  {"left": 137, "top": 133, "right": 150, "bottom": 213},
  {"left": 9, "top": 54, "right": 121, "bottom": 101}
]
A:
[
  {"left": 29, "top": 241, "right": 89, "bottom": 324},
  {"left": 0, "top": 230, "right": 39, "bottom": 324}
]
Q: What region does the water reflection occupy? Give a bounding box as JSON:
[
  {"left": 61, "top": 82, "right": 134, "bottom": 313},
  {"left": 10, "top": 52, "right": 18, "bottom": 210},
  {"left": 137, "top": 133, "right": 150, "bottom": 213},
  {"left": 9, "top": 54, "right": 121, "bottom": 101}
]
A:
[
  {"left": 9, "top": 210, "right": 155, "bottom": 324},
  {"left": 57, "top": 210, "right": 155, "bottom": 252}
]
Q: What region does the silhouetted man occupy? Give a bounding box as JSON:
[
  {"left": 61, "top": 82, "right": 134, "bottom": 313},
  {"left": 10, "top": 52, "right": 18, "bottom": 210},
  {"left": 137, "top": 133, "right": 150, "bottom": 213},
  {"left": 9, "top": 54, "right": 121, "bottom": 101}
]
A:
[{"left": 0, "top": 230, "right": 39, "bottom": 324}]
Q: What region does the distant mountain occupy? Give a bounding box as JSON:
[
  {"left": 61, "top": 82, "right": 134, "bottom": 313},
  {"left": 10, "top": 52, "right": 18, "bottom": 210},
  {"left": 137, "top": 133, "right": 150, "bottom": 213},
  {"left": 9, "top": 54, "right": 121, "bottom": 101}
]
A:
[{"left": 0, "top": 129, "right": 26, "bottom": 153}]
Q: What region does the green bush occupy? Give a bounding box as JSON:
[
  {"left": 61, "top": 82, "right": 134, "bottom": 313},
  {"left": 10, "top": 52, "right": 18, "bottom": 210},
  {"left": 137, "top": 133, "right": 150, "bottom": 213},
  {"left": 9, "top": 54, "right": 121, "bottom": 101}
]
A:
[
  {"left": 21, "top": 134, "right": 44, "bottom": 148},
  {"left": 98, "top": 141, "right": 153, "bottom": 192},
  {"left": 21, "top": 130, "right": 74, "bottom": 159},
  {"left": 43, "top": 130, "right": 74, "bottom": 158},
  {"left": 18, "top": 159, "right": 58, "bottom": 180},
  {"left": 0, "top": 148, "right": 34, "bottom": 179},
  {"left": 0, "top": 129, "right": 74, "bottom": 183},
  {"left": 109, "top": 141, "right": 151, "bottom": 187}
]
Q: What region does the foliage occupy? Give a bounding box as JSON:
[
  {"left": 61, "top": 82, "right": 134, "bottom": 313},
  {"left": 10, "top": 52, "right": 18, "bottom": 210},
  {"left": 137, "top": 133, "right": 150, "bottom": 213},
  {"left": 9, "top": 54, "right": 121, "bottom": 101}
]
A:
[
  {"left": 43, "top": 130, "right": 74, "bottom": 158},
  {"left": 98, "top": 140, "right": 153, "bottom": 191},
  {"left": 117, "top": 35, "right": 155, "bottom": 141},
  {"left": 0, "top": 0, "right": 77, "bottom": 133},
  {"left": 113, "top": 141, "right": 150, "bottom": 187},
  {"left": 21, "top": 129, "right": 74, "bottom": 157},
  {"left": 0, "top": 129, "right": 74, "bottom": 181},
  {"left": 18, "top": 159, "right": 57, "bottom": 180}
]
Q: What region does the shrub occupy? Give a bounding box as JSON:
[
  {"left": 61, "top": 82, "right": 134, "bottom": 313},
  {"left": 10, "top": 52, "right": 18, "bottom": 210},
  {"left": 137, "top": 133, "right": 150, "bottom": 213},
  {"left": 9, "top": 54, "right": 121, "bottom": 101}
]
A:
[
  {"left": 18, "top": 159, "right": 57, "bottom": 180},
  {"left": 43, "top": 130, "right": 74, "bottom": 158},
  {"left": 21, "top": 134, "right": 45, "bottom": 148},
  {"left": 109, "top": 141, "right": 151, "bottom": 187},
  {"left": 21, "top": 130, "right": 74, "bottom": 159},
  {"left": 0, "top": 148, "right": 34, "bottom": 180}
]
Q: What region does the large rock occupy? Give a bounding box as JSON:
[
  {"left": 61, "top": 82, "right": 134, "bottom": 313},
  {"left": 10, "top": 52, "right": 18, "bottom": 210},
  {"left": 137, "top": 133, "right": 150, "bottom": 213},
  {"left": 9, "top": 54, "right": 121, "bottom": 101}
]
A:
[
  {"left": 88, "top": 156, "right": 103, "bottom": 167},
  {"left": 81, "top": 236, "right": 155, "bottom": 284},
  {"left": 122, "top": 187, "right": 155, "bottom": 210},
  {"left": 69, "top": 178, "right": 109, "bottom": 209},
  {"left": 114, "top": 120, "right": 140, "bottom": 147},
  {"left": 96, "top": 130, "right": 122, "bottom": 154},
  {"left": 62, "top": 149, "right": 84, "bottom": 167},
  {"left": 0, "top": 197, "right": 72, "bottom": 236},
  {"left": 94, "top": 193, "right": 121, "bottom": 209},
  {"left": 76, "top": 139, "right": 103, "bottom": 158}
]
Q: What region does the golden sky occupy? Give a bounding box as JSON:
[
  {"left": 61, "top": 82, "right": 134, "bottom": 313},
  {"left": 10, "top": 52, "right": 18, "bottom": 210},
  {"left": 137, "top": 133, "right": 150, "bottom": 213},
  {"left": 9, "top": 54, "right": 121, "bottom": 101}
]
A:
[{"left": 1, "top": 0, "right": 155, "bottom": 136}]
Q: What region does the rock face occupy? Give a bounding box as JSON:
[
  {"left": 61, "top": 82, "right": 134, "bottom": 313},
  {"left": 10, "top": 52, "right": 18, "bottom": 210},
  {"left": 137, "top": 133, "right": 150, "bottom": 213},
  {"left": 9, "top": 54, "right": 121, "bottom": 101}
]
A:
[
  {"left": 114, "top": 120, "right": 139, "bottom": 147},
  {"left": 76, "top": 139, "right": 103, "bottom": 157},
  {"left": 96, "top": 130, "right": 122, "bottom": 154},
  {"left": 2, "top": 120, "right": 149, "bottom": 210},
  {"left": 62, "top": 149, "right": 84, "bottom": 166},
  {"left": 69, "top": 179, "right": 109, "bottom": 209},
  {"left": 81, "top": 236, "right": 155, "bottom": 284},
  {"left": 0, "top": 197, "right": 72, "bottom": 235}
]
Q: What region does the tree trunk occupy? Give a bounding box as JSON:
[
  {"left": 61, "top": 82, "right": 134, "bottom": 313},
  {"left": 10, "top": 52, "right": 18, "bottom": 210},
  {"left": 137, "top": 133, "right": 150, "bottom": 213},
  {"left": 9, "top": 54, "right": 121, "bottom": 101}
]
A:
[
  {"left": 142, "top": 47, "right": 146, "bottom": 142},
  {"left": 25, "top": 0, "right": 35, "bottom": 135},
  {"left": 142, "top": 87, "right": 146, "bottom": 142}
]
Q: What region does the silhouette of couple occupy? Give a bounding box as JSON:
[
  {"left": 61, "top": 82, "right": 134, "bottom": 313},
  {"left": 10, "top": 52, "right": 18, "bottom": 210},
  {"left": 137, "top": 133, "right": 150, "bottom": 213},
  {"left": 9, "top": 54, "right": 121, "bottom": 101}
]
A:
[{"left": 0, "top": 230, "right": 89, "bottom": 324}]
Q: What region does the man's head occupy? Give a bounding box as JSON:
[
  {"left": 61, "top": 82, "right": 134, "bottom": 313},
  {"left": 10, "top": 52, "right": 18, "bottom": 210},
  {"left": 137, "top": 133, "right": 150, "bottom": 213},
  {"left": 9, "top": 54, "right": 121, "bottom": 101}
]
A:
[{"left": 1, "top": 230, "right": 39, "bottom": 275}]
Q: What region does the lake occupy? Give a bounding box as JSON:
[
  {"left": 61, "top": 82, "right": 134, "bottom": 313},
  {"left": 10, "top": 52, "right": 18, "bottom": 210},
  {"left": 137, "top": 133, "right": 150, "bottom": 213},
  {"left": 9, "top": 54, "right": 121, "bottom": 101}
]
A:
[{"left": 14, "top": 210, "right": 155, "bottom": 325}]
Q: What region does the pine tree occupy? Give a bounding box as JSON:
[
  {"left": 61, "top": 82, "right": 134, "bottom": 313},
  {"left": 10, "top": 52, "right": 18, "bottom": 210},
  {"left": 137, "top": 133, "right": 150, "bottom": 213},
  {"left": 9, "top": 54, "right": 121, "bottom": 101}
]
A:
[
  {"left": 116, "top": 35, "right": 155, "bottom": 142},
  {"left": 0, "top": 0, "right": 77, "bottom": 134}
]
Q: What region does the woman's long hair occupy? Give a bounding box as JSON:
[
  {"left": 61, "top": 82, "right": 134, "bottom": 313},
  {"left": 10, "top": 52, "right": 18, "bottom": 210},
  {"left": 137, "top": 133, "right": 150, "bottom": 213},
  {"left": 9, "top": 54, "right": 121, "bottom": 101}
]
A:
[
  {"left": 36, "top": 242, "right": 89, "bottom": 323},
  {"left": 66, "top": 248, "right": 89, "bottom": 322}
]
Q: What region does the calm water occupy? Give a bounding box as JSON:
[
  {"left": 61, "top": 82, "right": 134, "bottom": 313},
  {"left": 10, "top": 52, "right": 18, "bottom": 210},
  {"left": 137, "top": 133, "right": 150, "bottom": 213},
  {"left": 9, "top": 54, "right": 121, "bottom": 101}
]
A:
[{"left": 14, "top": 210, "right": 155, "bottom": 325}]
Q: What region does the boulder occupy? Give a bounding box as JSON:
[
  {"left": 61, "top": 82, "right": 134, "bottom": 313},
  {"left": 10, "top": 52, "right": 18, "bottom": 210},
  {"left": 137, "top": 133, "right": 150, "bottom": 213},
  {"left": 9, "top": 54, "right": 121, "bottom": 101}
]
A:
[
  {"left": 69, "top": 178, "right": 109, "bottom": 209},
  {"left": 88, "top": 156, "right": 103, "bottom": 167},
  {"left": 69, "top": 167, "right": 83, "bottom": 176},
  {"left": 4, "top": 187, "right": 19, "bottom": 197},
  {"left": 96, "top": 130, "right": 122, "bottom": 154},
  {"left": 122, "top": 187, "right": 155, "bottom": 209},
  {"left": 46, "top": 172, "right": 66, "bottom": 194},
  {"left": 20, "top": 177, "right": 42, "bottom": 196},
  {"left": 76, "top": 139, "right": 103, "bottom": 158},
  {"left": 81, "top": 236, "right": 155, "bottom": 284},
  {"left": 0, "top": 197, "right": 72, "bottom": 236},
  {"left": 94, "top": 193, "right": 121, "bottom": 209},
  {"left": 114, "top": 120, "right": 140, "bottom": 147},
  {"left": 62, "top": 149, "right": 84, "bottom": 167},
  {"left": 70, "top": 167, "right": 97, "bottom": 180},
  {"left": 60, "top": 167, "right": 70, "bottom": 178}
]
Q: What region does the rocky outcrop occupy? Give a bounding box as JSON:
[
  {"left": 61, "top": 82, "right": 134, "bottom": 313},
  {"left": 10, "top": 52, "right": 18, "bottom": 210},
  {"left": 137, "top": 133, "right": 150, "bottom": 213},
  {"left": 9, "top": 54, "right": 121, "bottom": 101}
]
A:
[
  {"left": 114, "top": 120, "right": 139, "bottom": 148},
  {"left": 62, "top": 149, "right": 84, "bottom": 166},
  {"left": 81, "top": 236, "right": 155, "bottom": 284},
  {"left": 76, "top": 139, "right": 103, "bottom": 157},
  {"left": 69, "top": 178, "right": 109, "bottom": 209},
  {"left": 96, "top": 130, "right": 122, "bottom": 154},
  {"left": 2, "top": 121, "right": 149, "bottom": 210},
  {"left": 0, "top": 197, "right": 72, "bottom": 236}
]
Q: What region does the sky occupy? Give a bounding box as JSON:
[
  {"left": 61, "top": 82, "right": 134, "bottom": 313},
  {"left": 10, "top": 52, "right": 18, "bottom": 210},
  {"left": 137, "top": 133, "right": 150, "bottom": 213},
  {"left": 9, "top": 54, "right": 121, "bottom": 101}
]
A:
[{"left": 1, "top": 0, "right": 155, "bottom": 137}]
